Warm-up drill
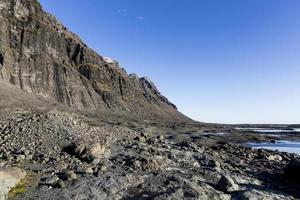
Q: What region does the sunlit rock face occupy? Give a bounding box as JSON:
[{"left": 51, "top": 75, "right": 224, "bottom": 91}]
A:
[{"left": 0, "top": 0, "right": 189, "bottom": 121}]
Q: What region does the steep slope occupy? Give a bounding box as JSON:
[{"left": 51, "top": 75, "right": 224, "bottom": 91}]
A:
[
  {"left": 0, "top": 79, "right": 50, "bottom": 111},
  {"left": 0, "top": 0, "right": 190, "bottom": 121}
]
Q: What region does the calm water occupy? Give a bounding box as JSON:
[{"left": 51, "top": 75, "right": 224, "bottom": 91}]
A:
[
  {"left": 236, "top": 127, "right": 300, "bottom": 133},
  {"left": 247, "top": 140, "right": 300, "bottom": 155},
  {"left": 237, "top": 127, "right": 300, "bottom": 155}
]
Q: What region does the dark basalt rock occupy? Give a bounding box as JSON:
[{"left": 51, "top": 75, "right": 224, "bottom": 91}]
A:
[
  {"left": 0, "top": 110, "right": 299, "bottom": 199},
  {"left": 216, "top": 174, "right": 239, "bottom": 192},
  {"left": 284, "top": 158, "right": 300, "bottom": 181},
  {"left": 0, "top": 0, "right": 189, "bottom": 122}
]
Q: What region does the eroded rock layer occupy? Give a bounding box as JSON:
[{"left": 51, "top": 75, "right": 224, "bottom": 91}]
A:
[{"left": 0, "top": 0, "right": 188, "bottom": 121}]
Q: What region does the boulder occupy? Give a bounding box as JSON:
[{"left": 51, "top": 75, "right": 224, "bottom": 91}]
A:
[
  {"left": 85, "top": 167, "right": 94, "bottom": 174},
  {"left": 64, "top": 140, "right": 111, "bottom": 162},
  {"left": 209, "top": 160, "right": 221, "bottom": 168},
  {"left": 39, "top": 175, "right": 60, "bottom": 187},
  {"left": 59, "top": 170, "right": 77, "bottom": 181},
  {"left": 0, "top": 168, "right": 27, "bottom": 200},
  {"left": 180, "top": 178, "right": 231, "bottom": 200},
  {"left": 216, "top": 174, "right": 239, "bottom": 192},
  {"left": 267, "top": 155, "right": 282, "bottom": 161},
  {"left": 135, "top": 136, "right": 146, "bottom": 143}
]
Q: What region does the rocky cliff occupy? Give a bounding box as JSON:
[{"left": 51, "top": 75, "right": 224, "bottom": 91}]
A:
[{"left": 0, "top": 0, "right": 189, "bottom": 121}]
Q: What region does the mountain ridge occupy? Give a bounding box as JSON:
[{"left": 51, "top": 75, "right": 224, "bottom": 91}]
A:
[{"left": 0, "top": 0, "right": 190, "bottom": 122}]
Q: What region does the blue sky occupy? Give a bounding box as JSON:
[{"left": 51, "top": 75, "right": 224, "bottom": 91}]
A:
[{"left": 39, "top": 0, "right": 300, "bottom": 124}]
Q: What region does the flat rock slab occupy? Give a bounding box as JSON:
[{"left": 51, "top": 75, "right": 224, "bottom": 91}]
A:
[{"left": 0, "top": 168, "right": 27, "bottom": 200}]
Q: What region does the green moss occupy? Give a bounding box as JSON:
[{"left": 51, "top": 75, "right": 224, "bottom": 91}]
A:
[
  {"left": 8, "top": 178, "right": 27, "bottom": 199},
  {"left": 8, "top": 172, "right": 36, "bottom": 199}
]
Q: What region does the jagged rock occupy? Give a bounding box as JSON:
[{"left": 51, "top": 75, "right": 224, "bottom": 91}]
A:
[
  {"left": 216, "top": 174, "right": 239, "bottom": 192},
  {"left": 156, "top": 135, "right": 164, "bottom": 141},
  {"left": 209, "top": 160, "right": 221, "bottom": 168},
  {"left": 179, "top": 178, "right": 231, "bottom": 200},
  {"left": 267, "top": 155, "right": 282, "bottom": 161},
  {"left": 55, "top": 180, "right": 65, "bottom": 189},
  {"left": 135, "top": 136, "right": 146, "bottom": 143},
  {"left": 143, "top": 158, "right": 160, "bottom": 172},
  {"left": 64, "top": 140, "right": 111, "bottom": 162},
  {"left": 40, "top": 175, "right": 60, "bottom": 187},
  {"left": 84, "top": 167, "right": 94, "bottom": 174},
  {"left": 59, "top": 170, "right": 77, "bottom": 181}
]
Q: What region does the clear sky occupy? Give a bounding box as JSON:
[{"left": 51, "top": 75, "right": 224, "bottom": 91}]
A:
[{"left": 39, "top": 0, "right": 300, "bottom": 124}]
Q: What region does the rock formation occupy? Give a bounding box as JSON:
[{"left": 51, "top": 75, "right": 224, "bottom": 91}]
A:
[
  {"left": 0, "top": 0, "right": 189, "bottom": 121},
  {"left": 1, "top": 1, "right": 300, "bottom": 200}
]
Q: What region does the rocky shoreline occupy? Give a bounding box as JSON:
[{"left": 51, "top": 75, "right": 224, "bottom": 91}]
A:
[
  {"left": 0, "top": 0, "right": 299, "bottom": 199},
  {"left": 1, "top": 110, "right": 300, "bottom": 199}
]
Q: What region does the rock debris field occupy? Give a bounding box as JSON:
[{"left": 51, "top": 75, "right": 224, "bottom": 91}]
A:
[
  {"left": 0, "top": 109, "right": 300, "bottom": 199},
  {"left": 0, "top": 0, "right": 300, "bottom": 199}
]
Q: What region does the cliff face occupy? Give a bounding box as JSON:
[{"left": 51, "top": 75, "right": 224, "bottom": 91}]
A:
[{"left": 0, "top": 0, "right": 189, "bottom": 121}]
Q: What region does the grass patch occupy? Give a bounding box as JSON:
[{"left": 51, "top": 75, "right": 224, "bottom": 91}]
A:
[
  {"left": 8, "top": 178, "right": 27, "bottom": 199},
  {"left": 8, "top": 172, "right": 36, "bottom": 199}
]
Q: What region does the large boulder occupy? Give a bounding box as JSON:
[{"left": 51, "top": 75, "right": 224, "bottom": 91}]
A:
[
  {"left": 0, "top": 168, "right": 27, "bottom": 200},
  {"left": 181, "top": 178, "right": 230, "bottom": 200},
  {"left": 216, "top": 174, "right": 239, "bottom": 192},
  {"left": 267, "top": 154, "right": 282, "bottom": 161},
  {"left": 64, "top": 140, "right": 111, "bottom": 163}
]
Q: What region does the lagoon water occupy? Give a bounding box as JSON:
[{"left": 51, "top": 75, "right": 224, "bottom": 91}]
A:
[
  {"left": 237, "top": 127, "right": 300, "bottom": 155},
  {"left": 236, "top": 127, "right": 300, "bottom": 133},
  {"left": 247, "top": 140, "right": 300, "bottom": 155}
]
